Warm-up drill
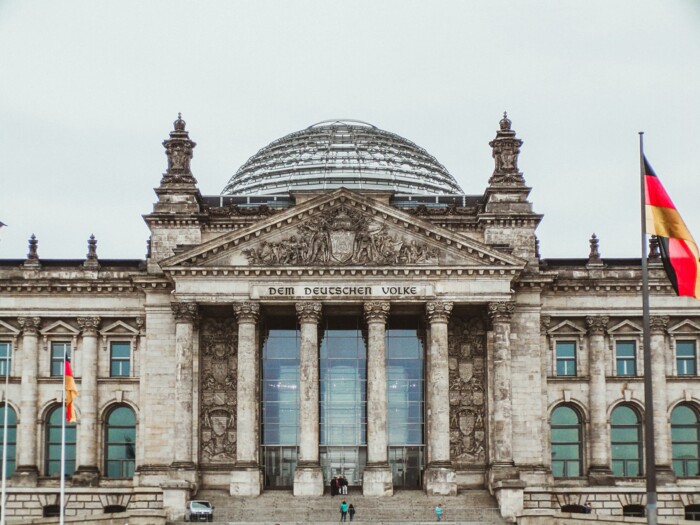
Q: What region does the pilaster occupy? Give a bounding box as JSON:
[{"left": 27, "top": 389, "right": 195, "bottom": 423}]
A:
[{"left": 650, "top": 316, "right": 676, "bottom": 484}]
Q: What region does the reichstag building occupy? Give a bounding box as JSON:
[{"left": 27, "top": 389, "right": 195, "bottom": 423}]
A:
[{"left": 1, "top": 115, "right": 700, "bottom": 522}]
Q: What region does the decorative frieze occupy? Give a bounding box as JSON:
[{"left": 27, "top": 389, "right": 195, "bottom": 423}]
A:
[
  {"left": 426, "top": 301, "right": 453, "bottom": 323},
  {"left": 233, "top": 302, "right": 260, "bottom": 323},
  {"left": 243, "top": 205, "right": 438, "bottom": 266},
  {"left": 199, "top": 318, "right": 238, "bottom": 463},
  {"left": 540, "top": 315, "right": 551, "bottom": 336},
  {"left": 585, "top": 316, "right": 609, "bottom": 335},
  {"left": 296, "top": 302, "right": 322, "bottom": 324},
  {"left": 448, "top": 316, "right": 487, "bottom": 465},
  {"left": 364, "top": 301, "right": 390, "bottom": 323}
]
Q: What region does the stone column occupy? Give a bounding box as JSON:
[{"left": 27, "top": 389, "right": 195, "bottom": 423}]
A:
[
  {"left": 363, "top": 301, "right": 393, "bottom": 496},
  {"left": 74, "top": 316, "right": 101, "bottom": 485},
  {"left": 171, "top": 302, "right": 198, "bottom": 475},
  {"left": 293, "top": 301, "right": 324, "bottom": 496},
  {"left": 15, "top": 317, "right": 41, "bottom": 485},
  {"left": 650, "top": 316, "right": 675, "bottom": 483},
  {"left": 488, "top": 302, "right": 517, "bottom": 480},
  {"left": 424, "top": 301, "right": 456, "bottom": 496},
  {"left": 230, "top": 301, "right": 262, "bottom": 496},
  {"left": 586, "top": 315, "right": 613, "bottom": 484}
]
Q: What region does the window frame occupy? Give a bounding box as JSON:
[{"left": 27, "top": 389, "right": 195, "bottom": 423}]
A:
[
  {"left": 554, "top": 340, "right": 577, "bottom": 377},
  {"left": 676, "top": 340, "right": 697, "bottom": 377},
  {"left": 550, "top": 404, "right": 584, "bottom": 478},
  {"left": 0, "top": 341, "right": 12, "bottom": 377},
  {"left": 614, "top": 340, "right": 638, "bottom": 377},
  {"left": 0, "top": 402, "right": 17, "bottom": 477},
  {"left": 610, "top": 404, "right": 643, "bottom": 477},
  {"left": 109, "top": 340, "right": 132, "bottom": 378},
  {"left": 45, "top": 405, "right": 77, "bottom": 477},
  {"left": 50, "top": 341, "right": 71, "bottom": 377},
  {"left": 103, "top": 405, "right": 136, "bottom": 479},
  {"left": 671, "top": 403, "right": 700, "bottom": 477}
]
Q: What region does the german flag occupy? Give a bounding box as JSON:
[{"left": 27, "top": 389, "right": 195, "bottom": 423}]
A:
[
  {"left": 644, "top": 157, "right": 700, "bottom": 299},
  {"left": 65, "top": 358, "right": 78, "bottom": 423}
]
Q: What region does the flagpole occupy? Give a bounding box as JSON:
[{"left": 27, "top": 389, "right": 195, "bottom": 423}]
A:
[
  {"left": 60, "top": 348, "right": 67, "bottom": 525},
  {"left": 640, "top": 132, "right": 657, "bottom": 525},
  {"left": 1, "top": 350, "right": 10, "bottom": 525}
]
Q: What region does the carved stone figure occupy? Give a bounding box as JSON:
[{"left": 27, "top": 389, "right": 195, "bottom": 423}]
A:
[
  {"left": 448, "top": 316, "right": 487, "bottom": 465},
  {"left": 199, "top": 317, "right": 238, "bottom": 463},
  {"left": 243, "top": 205, "right": 438, "bottom": 266}
]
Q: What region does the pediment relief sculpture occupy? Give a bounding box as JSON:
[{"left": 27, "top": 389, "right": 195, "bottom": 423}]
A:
[{"left": 242, "top": 205, "right": 438, "bottom": 266}]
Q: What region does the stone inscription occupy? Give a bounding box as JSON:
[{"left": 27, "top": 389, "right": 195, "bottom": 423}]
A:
[
  {"left": 243, "top": 205, "right": 438, "bottom": 266},
  {"left": 199, "top": 317, "right": 238, "bottom": 464},
  {"left": 448, "top": 316, "right": 487, "bottom": 465},
  {"left": 253, "top": 284, "right": 433, "bottom": 299}
]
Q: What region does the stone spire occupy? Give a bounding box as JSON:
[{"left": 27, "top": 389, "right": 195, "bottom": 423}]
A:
[
  {"left": 23, "top": 234, "right": 41, "bottom": 268},
  {"left": 83, "top": 234, "right": 100, "bottom": 269},
  {"left": 161, "top": 113, "right": 197, "bottom": 185},
  {"left": 649, "top": 235, "right": 661, "bottom": 260},
  {"left": 587, "top": 233, "right": 604, "bottom": 267},
  {"left": 488, "top": 112, "right": 524, "bottom": 185}
]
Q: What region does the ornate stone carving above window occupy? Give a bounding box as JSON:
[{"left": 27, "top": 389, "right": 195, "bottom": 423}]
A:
[
  {"left": 243, "top": 205, "right": 438, "bottom": 266},
  {"left": 199, "top": 317, "right": 238, "bottom": 464},
  {"left": 448, "top": 315, "right": 487, "bottom": 465}
]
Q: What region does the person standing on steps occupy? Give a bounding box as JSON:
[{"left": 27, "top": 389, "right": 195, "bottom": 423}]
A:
[
  {"left": 348, "top": 503, "right": 355, "bottom": 522},
  {"left": 435, "top": 503, "right": 443, "bottom": 522},
  {"left": 340, "top": 500, "right": 349, "bottom": 522}
]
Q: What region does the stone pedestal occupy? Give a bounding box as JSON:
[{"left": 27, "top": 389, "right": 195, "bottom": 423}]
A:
[
  {"left": 424, "top": 463, "right": 457, "bottom": 496},
  {"left": 493, "top": 479, "right": 526, "bottom": 524},
  {"left": 12, "top": 466, "right": 39, "bottom": 486},
  {"left": 293, "top": 464, "right": 325, "bottom": 496},
  {"left": 72, "top": 465, "right": 100, "bottom": 487},
  {"left": 162, "top": 479, "right": 194, "bottom": 521},
  {"left": 363, "top": 464, "right": 393, "bottom": 496},
  {"left": 230, "top": 466, "right": 263, "bottom": 496}
]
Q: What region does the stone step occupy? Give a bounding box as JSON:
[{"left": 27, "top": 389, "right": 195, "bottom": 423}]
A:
[{"left": 168, "top": 489, "right": 509, "bottom": 525}]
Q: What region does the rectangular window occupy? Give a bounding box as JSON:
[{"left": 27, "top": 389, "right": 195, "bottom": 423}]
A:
[
  {"left": 0, "top": 341, "right": 11, "bottom": 377},
  {"left": 110, "top": 342, "right": 131, "bottom": 377},
  {"left": 555, "top": 341, "right": 577, "bottom": 376},
  {"left": 616, "top": 341, "right": 637, "bottom": 376},
  {"left": 50, "top": 342, "right": 71, "bottom": 377},
  {"left": 677, "top": 341, "right": 697, "bottom": 376}
]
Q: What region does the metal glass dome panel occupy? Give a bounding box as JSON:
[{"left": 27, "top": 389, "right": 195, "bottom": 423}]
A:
[{"left": 222, "top": 120, "right": 464, "bottom": 196}]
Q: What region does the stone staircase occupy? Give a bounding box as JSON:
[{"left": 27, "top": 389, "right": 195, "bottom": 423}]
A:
[{"left": 169, "top": 489, "right": 509, "bottom": 524}]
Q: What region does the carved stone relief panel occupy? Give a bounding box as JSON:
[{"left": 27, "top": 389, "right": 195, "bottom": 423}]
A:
[
  {"left": 448, "top": 315, "right": 487, "bottom": 466},
  {"left": 199, "top": 317, "right": 238, "bottom": 464}
]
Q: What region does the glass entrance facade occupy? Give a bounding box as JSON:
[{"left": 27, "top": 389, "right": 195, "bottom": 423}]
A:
[
  {"left": 320, "top": 315, "right": 367, "bottom": 486},
  {"left": 387, "top": 316, "right": 425, "bottom": 487},
  {"left": 261, "top": 315, "right": 300, "bottom": 487}
]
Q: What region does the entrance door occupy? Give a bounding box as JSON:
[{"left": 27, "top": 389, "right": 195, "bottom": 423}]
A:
[
  {"left": 321, "top": 446, "right": 367, "bottom": 486},
  {"left": 263, "top": 446, "right": 298, "bottom": 488},
  {"left": 389, "top": 446, "right": 423, "bottom": 488}
]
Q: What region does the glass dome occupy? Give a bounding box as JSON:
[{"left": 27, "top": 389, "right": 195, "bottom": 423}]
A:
[{"left": 222, "top": 120, "right": 463, "bottom": 196}]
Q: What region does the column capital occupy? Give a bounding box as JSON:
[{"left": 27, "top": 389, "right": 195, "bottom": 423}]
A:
[
  {"left": 17, "top": 316, "right": 41, "bottom": 335},
  {"left": 364, "top": 301, "right": 390, "bottom": 324},
  {"left": 426, "top": 301, "right": 453, "bottom": 323},
  {"left": 296, "top": 301, "right": 322, "bottom": 324},
  {"left": 233, "top": 301, "right": 260, "bottom": 323},
  {"left": 172, "top": 302, "right": 199, "bottom": 323},
  {"left": 650, "top": 315, "right": 670, "bottom": 334},
  {"left": 585, "top": 315, "right": 609, "bottom": 335},
  {"left": 540, "top": 315, "right": 551, "bottom": 335},
  {"left": 488, "top": 301, "right": 514, "bottom": 323},
  {"left": 77, "top": 316, "right": 101, "bottom": 336}
]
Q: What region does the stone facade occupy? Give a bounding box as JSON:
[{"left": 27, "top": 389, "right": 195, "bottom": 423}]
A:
[{"left": 1, "top": 115, "right": 699, "bottom": 523}]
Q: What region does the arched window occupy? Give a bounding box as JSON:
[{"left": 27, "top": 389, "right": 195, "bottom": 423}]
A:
[
  {"left": 45, "top": 405, "right": 76, "bottom": 476},
  {"left": 104, "top": 406, "right": 136, "bottom": 478},
  {"left": 611, "top": 405, "right": 643, "bottom": 477},
  {"left": 551, "top": 405, "right": 583, "bottom": 477},
  {"left": 672, "top": 404, "right": 700, "bottom": 477},
  {"left": 0, "top": 403, "right": 17, "bottom": 477}
]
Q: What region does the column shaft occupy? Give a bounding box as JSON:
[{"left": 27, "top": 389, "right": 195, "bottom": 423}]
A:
[
  {"left": 16, "top": 317, "right": 40, "bottom": 482},
  {"left": 650, "top": 316, "right": 673, "bottom": 478},
  {"left": 490, "top": 303, "right": 514, "bottom": 465},
  {"left": 172, "top": 303, "right": 198, "bottom": 468},
  {"left": 75, "top": 317, "right": 101, "bottom": 483},
  {"left": 586, "top": 316, "right": 613, "bottom": 483}
]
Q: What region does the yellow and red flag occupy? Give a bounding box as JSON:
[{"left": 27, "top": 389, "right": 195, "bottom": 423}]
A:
[
  {"left": 644, "top": 157, "right": 700, "bottom": 299},
  {"left": 65, "top": 358, "right": 78, "bottom": 423}
]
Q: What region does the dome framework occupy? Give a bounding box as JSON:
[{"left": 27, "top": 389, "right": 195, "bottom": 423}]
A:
[{"left": 222, "top": 120, "right": 464, "bottom": 196}]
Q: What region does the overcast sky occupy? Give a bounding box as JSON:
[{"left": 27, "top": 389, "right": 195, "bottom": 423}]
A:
[{"left": 1, "top": 1, "right": 699, "bottom": 260}]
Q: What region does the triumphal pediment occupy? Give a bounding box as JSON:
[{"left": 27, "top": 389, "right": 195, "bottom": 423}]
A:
[{"left": 162, "top": 189, "right": 524, "bottom": 271}]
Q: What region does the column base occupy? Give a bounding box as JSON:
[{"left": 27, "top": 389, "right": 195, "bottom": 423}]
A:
[
  {"left": 230, "top": 465, "right": 263, "bottom": 496},
  {"left": 170, "top": 461, "right": 198, "bottom": 487},
  {"left": 654, "top": 464, "right": 677, "bottom": 485},
  {"left": 424, "top": 462, "right": 457, "bottom": 496},
  {"left": 488, "top": 461, "right": 519, "bottom": 485},
  {"left": 588, "top": 465, "right": 615, "bottom": 486},
  {"left": 493, "top": 479, "right": 526, "bottom": 524},
  {"left": 12, "top": 465, "right": 39, "bottom": 486},
  {"left": 162, "top": 479, "right": 195, "bottom": 522},
  {"left": 293, "top": 464, "right": 324, "bottom": 496},
  {"left": 73, "top": 466, "right": 100, "bottom": 487},
  {"left": 362, "top": 464, "right": 393, "bottom": 496}
]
